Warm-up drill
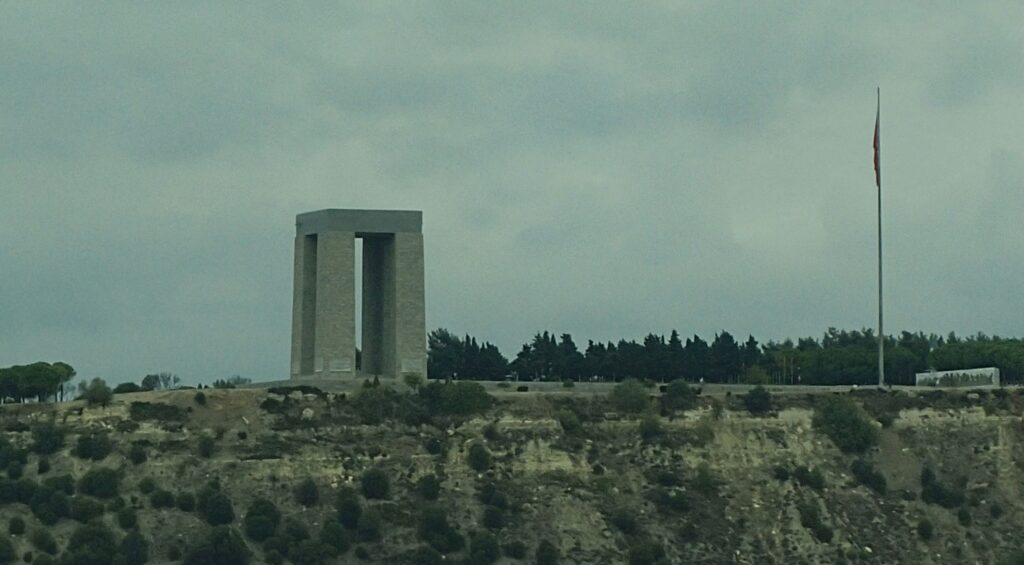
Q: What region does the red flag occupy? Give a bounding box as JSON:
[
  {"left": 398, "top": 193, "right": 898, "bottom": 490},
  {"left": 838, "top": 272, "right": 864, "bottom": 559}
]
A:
[{"left": 873, "top": 95, "right": 880, "bottom": 188}]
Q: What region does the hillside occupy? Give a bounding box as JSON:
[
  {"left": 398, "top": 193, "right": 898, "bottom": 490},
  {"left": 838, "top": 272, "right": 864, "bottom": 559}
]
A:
[{"left": 1, "top": 382, "right": 1023, "bottom": 564}]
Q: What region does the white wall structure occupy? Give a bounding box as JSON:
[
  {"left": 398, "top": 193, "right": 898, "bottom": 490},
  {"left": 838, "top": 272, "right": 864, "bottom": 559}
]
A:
[{"left": 915, "top": 367, "right": 1000, "bottom": 388}]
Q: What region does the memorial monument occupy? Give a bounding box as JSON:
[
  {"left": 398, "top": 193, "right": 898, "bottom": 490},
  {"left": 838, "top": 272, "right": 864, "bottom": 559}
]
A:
[{"left": 290, "top": 209, "right": 426, "bottom": 380}]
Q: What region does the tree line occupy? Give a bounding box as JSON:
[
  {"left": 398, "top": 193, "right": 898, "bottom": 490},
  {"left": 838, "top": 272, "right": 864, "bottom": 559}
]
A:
[
  {"left": 0, "top": 362, "right": 76, "bottom": 403},
  {"left": 427, "top": 328, "right": 1024, "bottom": 385}
]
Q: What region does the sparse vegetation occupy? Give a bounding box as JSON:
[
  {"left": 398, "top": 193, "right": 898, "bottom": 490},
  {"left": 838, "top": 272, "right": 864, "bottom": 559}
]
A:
[{"left": 812, "top": 395, "right": 879, "bottom": 453}]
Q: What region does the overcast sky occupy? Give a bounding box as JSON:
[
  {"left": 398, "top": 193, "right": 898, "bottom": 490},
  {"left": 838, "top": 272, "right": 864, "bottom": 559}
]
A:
[{"left": 2, "top": 3, "right": 1022, "bottom": 385}]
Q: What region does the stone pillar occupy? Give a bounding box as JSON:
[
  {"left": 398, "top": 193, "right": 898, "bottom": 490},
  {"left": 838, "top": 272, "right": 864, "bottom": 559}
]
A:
[
  {"left": 393, "top": 232, "right": 426, "bottom": 378},
  {"left": 360, "top": 235, "right": 392, "bottom": 375},
  {"left": 313, "top": 231, "right": 356, "bottom": 377},
  {"left": 290, "top": 234, "right": 318, "bottom": 378}
]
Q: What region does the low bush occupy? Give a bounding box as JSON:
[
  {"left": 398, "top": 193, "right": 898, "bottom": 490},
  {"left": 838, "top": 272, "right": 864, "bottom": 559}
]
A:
[
  {"left": 482, "top": 505, "right": 505, "bottom": 531},
  {"left": 320, "top": 519, "right": 350, "bottom": 554},
  {"left": 503, "top": 541, "right": 527, "bottom": 559},
  {"left": 0, "top": 538, "right": 13, "bottom": 564},
  {"left": 920, "top": 466, "right": 965, "bottom": 508},
  {"left": 416, "top": 475, "right": 441, "bottom": 501},
  {"left": 7, "top": 517, "right": 24, "bottom": 536},
  {"left": 662, "top": 379, "right": 700, "bottom": 412},
  {"left": 468, "top": 531, "right": 500, "bottom": 565},
  {"left": 562, "top": 379, "right": 575, "bottom": 388},
  {"left": 117, "top": 507, "right": 138, "bottom": 530},
  {"left": 29, "top": 530, "right": 57, "bottom": 556},
  {"left": 37, "top": 457, "right": 50, "bottom": 475},
  {"left": 336, "top": 488, "right": 362, "bottom": 530},
  {"left": 420, "top": 381, "right": 495, "bottom": 417},
  {"left": 121, "top": 530, "right": 149, "bottom": 565},
  {"left": 150, "top": 489, "right": 175, "bottom": 509},
  {"left": 467, "top": 444, "right": 491, "bottom": 472},
  {"left": 608, "top": 506, "right": 637, "bottom": 534},
  {"left": 516, "top": 385, "right": 528, "bottom": 392},
  {"left": 294, "top": 477, "right": 319, "bottom": 506},
  {"left": 850, "top": 460, "right": 887, "bottom": 494},
  {"left": 797, "top": 501, "right": 833, "bottom": 543},
  {"left": 360, "top": 468, "right": 390, "bottom": 500},
  {"left": 638, "top": 415, "right": 663, "bottom": 441},
  {"left": 66, "top": 522, "right": 118, "bottom": 564},
  {"left": 244, "top": 498, "right": 281, "bottom": 542},
  {"left": 177, "top": 491, "right": 196, "bottom": 512},
  {"left": 812, "top": 395, "right": 879, "bottom": 453},
  {"left": 129, "top": 444, "right": 147, "bottom": 465},
  {"left": 78, "top": 468, "right": 120, "bottom": 498},
  {"left": 30, "top": 423, "right": 65, "bottom": 455},
  {"left": 194, "top": 392, "right": 207, "bottom": 406},
  {"left": 198, "top": 483, "right": 235, "bottom": 525},
  {"left": 198, "top": 436, "right": 216, "bottom": 458},
  {"left": 113, "top": 382, "right": 143, "bottom": 394},
  {"left": 43, "top": 474, "right": 74, "bottom": 495},
  {"left": 917, "top": 518, "right": 933, "bottom": 540},
  {"left": 138, "top": 477, "right": 157, "bottom": 494},
  {"left": 773, "top": 465, "right": 790, "bottom": 481},
  {"left": 627, "top": 538, "right": 666, "bottom": 565},
  {"left": 556, "top": 409, "right": 580, "bottom": 433},
  {"left": 793, "top": 465, "right": 826, "bottom": 491},
  {"left": 418, "top": 505, "right": 464, "bottom": 554},
  {"left": 70, "top": 496, "right": 106, "bottom": 522},
  {"left": 744, "top": 386, "right": 773, "bottom": 415},
  {"left": 73, "top": 432, "right": 113, "bottom": 461},
  {"left": 80, "top": 378, "right": 114, "bottom": 407},
  {"left": 535, "top": 540, "right": 560, "bottom": 565},
  {"left": 129, "top": 402, "right": 188, "bottom": 422},
  {"left": 957, "top": 508, "right": 972, "bottom": 527},
  {"left": 610, "top": 380, "right": 650, "bottom": 414},
  {"left": 356, "top": 509, "right": 383, "bottom": 543},
  {"left": 184, "top": 526, "right": 251, "bottom": 565},
  {"left": 5, "top": 461, "right": 22, "bottom": 480},
  {"left": 477, "top": 482, "right": 509, "bottom": 510}
]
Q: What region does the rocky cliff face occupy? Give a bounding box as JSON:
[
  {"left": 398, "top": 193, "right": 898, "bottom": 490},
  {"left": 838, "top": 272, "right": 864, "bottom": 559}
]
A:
[{"left": 1, "top": 386, "right": 1022, "bottom": 564}]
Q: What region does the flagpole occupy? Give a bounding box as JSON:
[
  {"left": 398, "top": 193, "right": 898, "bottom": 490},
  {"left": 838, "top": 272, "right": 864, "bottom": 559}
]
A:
[{"left": 876, "top": 87, "right": 885, "bottom": 387}]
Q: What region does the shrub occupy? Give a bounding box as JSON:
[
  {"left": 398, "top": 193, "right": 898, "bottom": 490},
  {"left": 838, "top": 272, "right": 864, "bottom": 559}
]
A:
[
  {"left": 957, "top": 508, "right": 972, "bottom": 527},
  {"left": 198, "top": 485, "right": 235, "bottom": 525},
  {"left": 113, "top": 382, "right": 143, "bottom": 394},
  {"left": 416, "top": 475, "right": 441, "bottom": 501},
  {"left": 194, "top": 392, "right": 207, "bottom": 406},
  {"left": 289, "top": 540, "right": 334, "bottom": 565},
  {"left": 482, "top": 423, "right": 502, "bottom": 441},
  {"left": 150, "top": 489, "right": 175, "bottom": 509},
  {"left": 418, "top": 505, "right": 464, "bottom": 554},
  {"left": 244, "top": 498, "right": 281, "bottom": 542},
  {"left": 556, "top": 409, "right": 580, "bottom": 434},
  {"left": 67, "top": 522, "right": 118, "bottom": 564},
  {"left": 5, "top": 462, "right": 22, "bottom": 480},
  {"left": 482, "top": 505, "right": 505, "bottom": 530},
  {"left": 468, "top": 531, "right": 500, "bottom": 565},
  {"left": 663, "top": 380, "right": 700, "bottom": 412},
  {"left": 167, "top": 545, "right": 182, "bottom": 561},
  {"left": 638, "top": 415, "right": 663, "bottom": 441},
  {"left": 294, "top": 477, "right": 319, "bottom": 506},
  {"left": 516, "top": 386, "right": 528, "bottom": 392},
  {"left": 121, "top": 531, "right": 149, "bottom": 565},
  {"left": 29, "top": 530, "right": 57, "bottom": 556},
  {"left": 917, "top": 518, "right": 933, "bottom": 540},
  {"left": 409, "top": 546, "right": 443, "bottom": 565},
  {"left": 535, "top": 540, "right": 560, "bottom": 565},
  {"left": 177, "top": 491, "right": 196, "bottom": 512},
  {"left": 129, "top": 444, "right": 147, "bottom": 465},
  {"left": 798, "top": 501, "right": 832, "bottom": 542},
  {"left": 0, "top": 540, "right": 12, "bottom": 564},
  {"left": 118, "top": 507, "right": 138, "bottom": 529},
  {"left": 70, "top": 496, "right": 106, "bottom": 522},
  {"left": 627, "top": 538, "right": 666, "bottom": 565},
  {"left": 421, "top": 381, "right": 495, "bottom": 417},
  {"left": 30, "top": 423, "right": 65, "bottom": 455},
  {"left": 356, "top": 509, "right": 382, "bottom": 542},
  {"left": 282, "top": 517, "right": 310, "bottom": 544},
  {"left": 360, "top": 468, "right": 390, "bottom": 500},
  {"left": 744, "top": 386, "right": 773, "bottom": 415},
  {"left": 36, "top": 458, "right": 50, "bottom": 475},
  {"left": 7, "top": 517, "right": 24, "bottom": 536},
  {"left": 184, "top": 526, "right": 250, "bottom": 565},
  {"left": 793, "top": 465, "right": 826, "bottom": 491},
  {"left": 610, "top": 380, "right": 650, "bottom": 413},
  {"left": 467, "top": 444, "right": 491, "bottom": 472},
  {"left": 561, "top": 379, "right": 575, "bottom": 388},
  {"left": 477, "top": 482, "right": 509, "bottom": 509},
  {"left": 503, "top": 541, "right": 527, "bottom": 559},
  {"left": 138, "top": 477, "right": 157, "bottom": 494},
  {"left": 812, "top": 395, "right": 879, "bottom": 453},
  {"left": 336, "top": 489, "right": 362, "bottom": 530},
  {"left": 129, "top": 402, "right": 188, "bottom": 422},
  {"left": 43, "top": 474, "right": 74, "bottom": 495},
  {"left": 73, "top": 432, "right": 113, "bottom": 461},
  {"left": 608, "top": 506, "right": 637, "bottom": 534},
  {"left": 692, "top": 463, "right": 720, "bottom": 496},
  {"left": 851, "top": 460, "right": 887, "bottom": 494},
  {"left": 991, "top": 502, "right": 1004, "bottom": 519},
  {"left": 920, "top": 467, "right": 965, "bottom": 508},
  {"left": 320, "top": 519, "right": 350, "bottom": 554},
  {"left": 78, "top": 468, "right": 120, "bottom": 498},
  {"left": 773, "top": 465, "right": 790, "bottom": 481},
  {"left": 198, "top": 436, "right": 216, "bottom": 458},
  {"left": 81, "top": 378, "right": 114, "bottom": 407}
]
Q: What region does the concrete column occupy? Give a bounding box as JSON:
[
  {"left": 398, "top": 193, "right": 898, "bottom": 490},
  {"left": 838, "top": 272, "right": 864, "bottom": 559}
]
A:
[
  {"left": 290, "top": 234, "right": 317, "bottom": 377},
  {"left": 314, "top": 231, "right": 356, "bottom": 377},
  {"left": 393, "top": 232, "right": 426, "bottom": 377}
]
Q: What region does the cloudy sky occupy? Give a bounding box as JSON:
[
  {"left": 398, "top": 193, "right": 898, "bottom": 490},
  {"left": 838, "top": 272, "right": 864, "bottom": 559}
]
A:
[{"left": 2, "top": 3, "right": 1022, "bottom": 385}]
